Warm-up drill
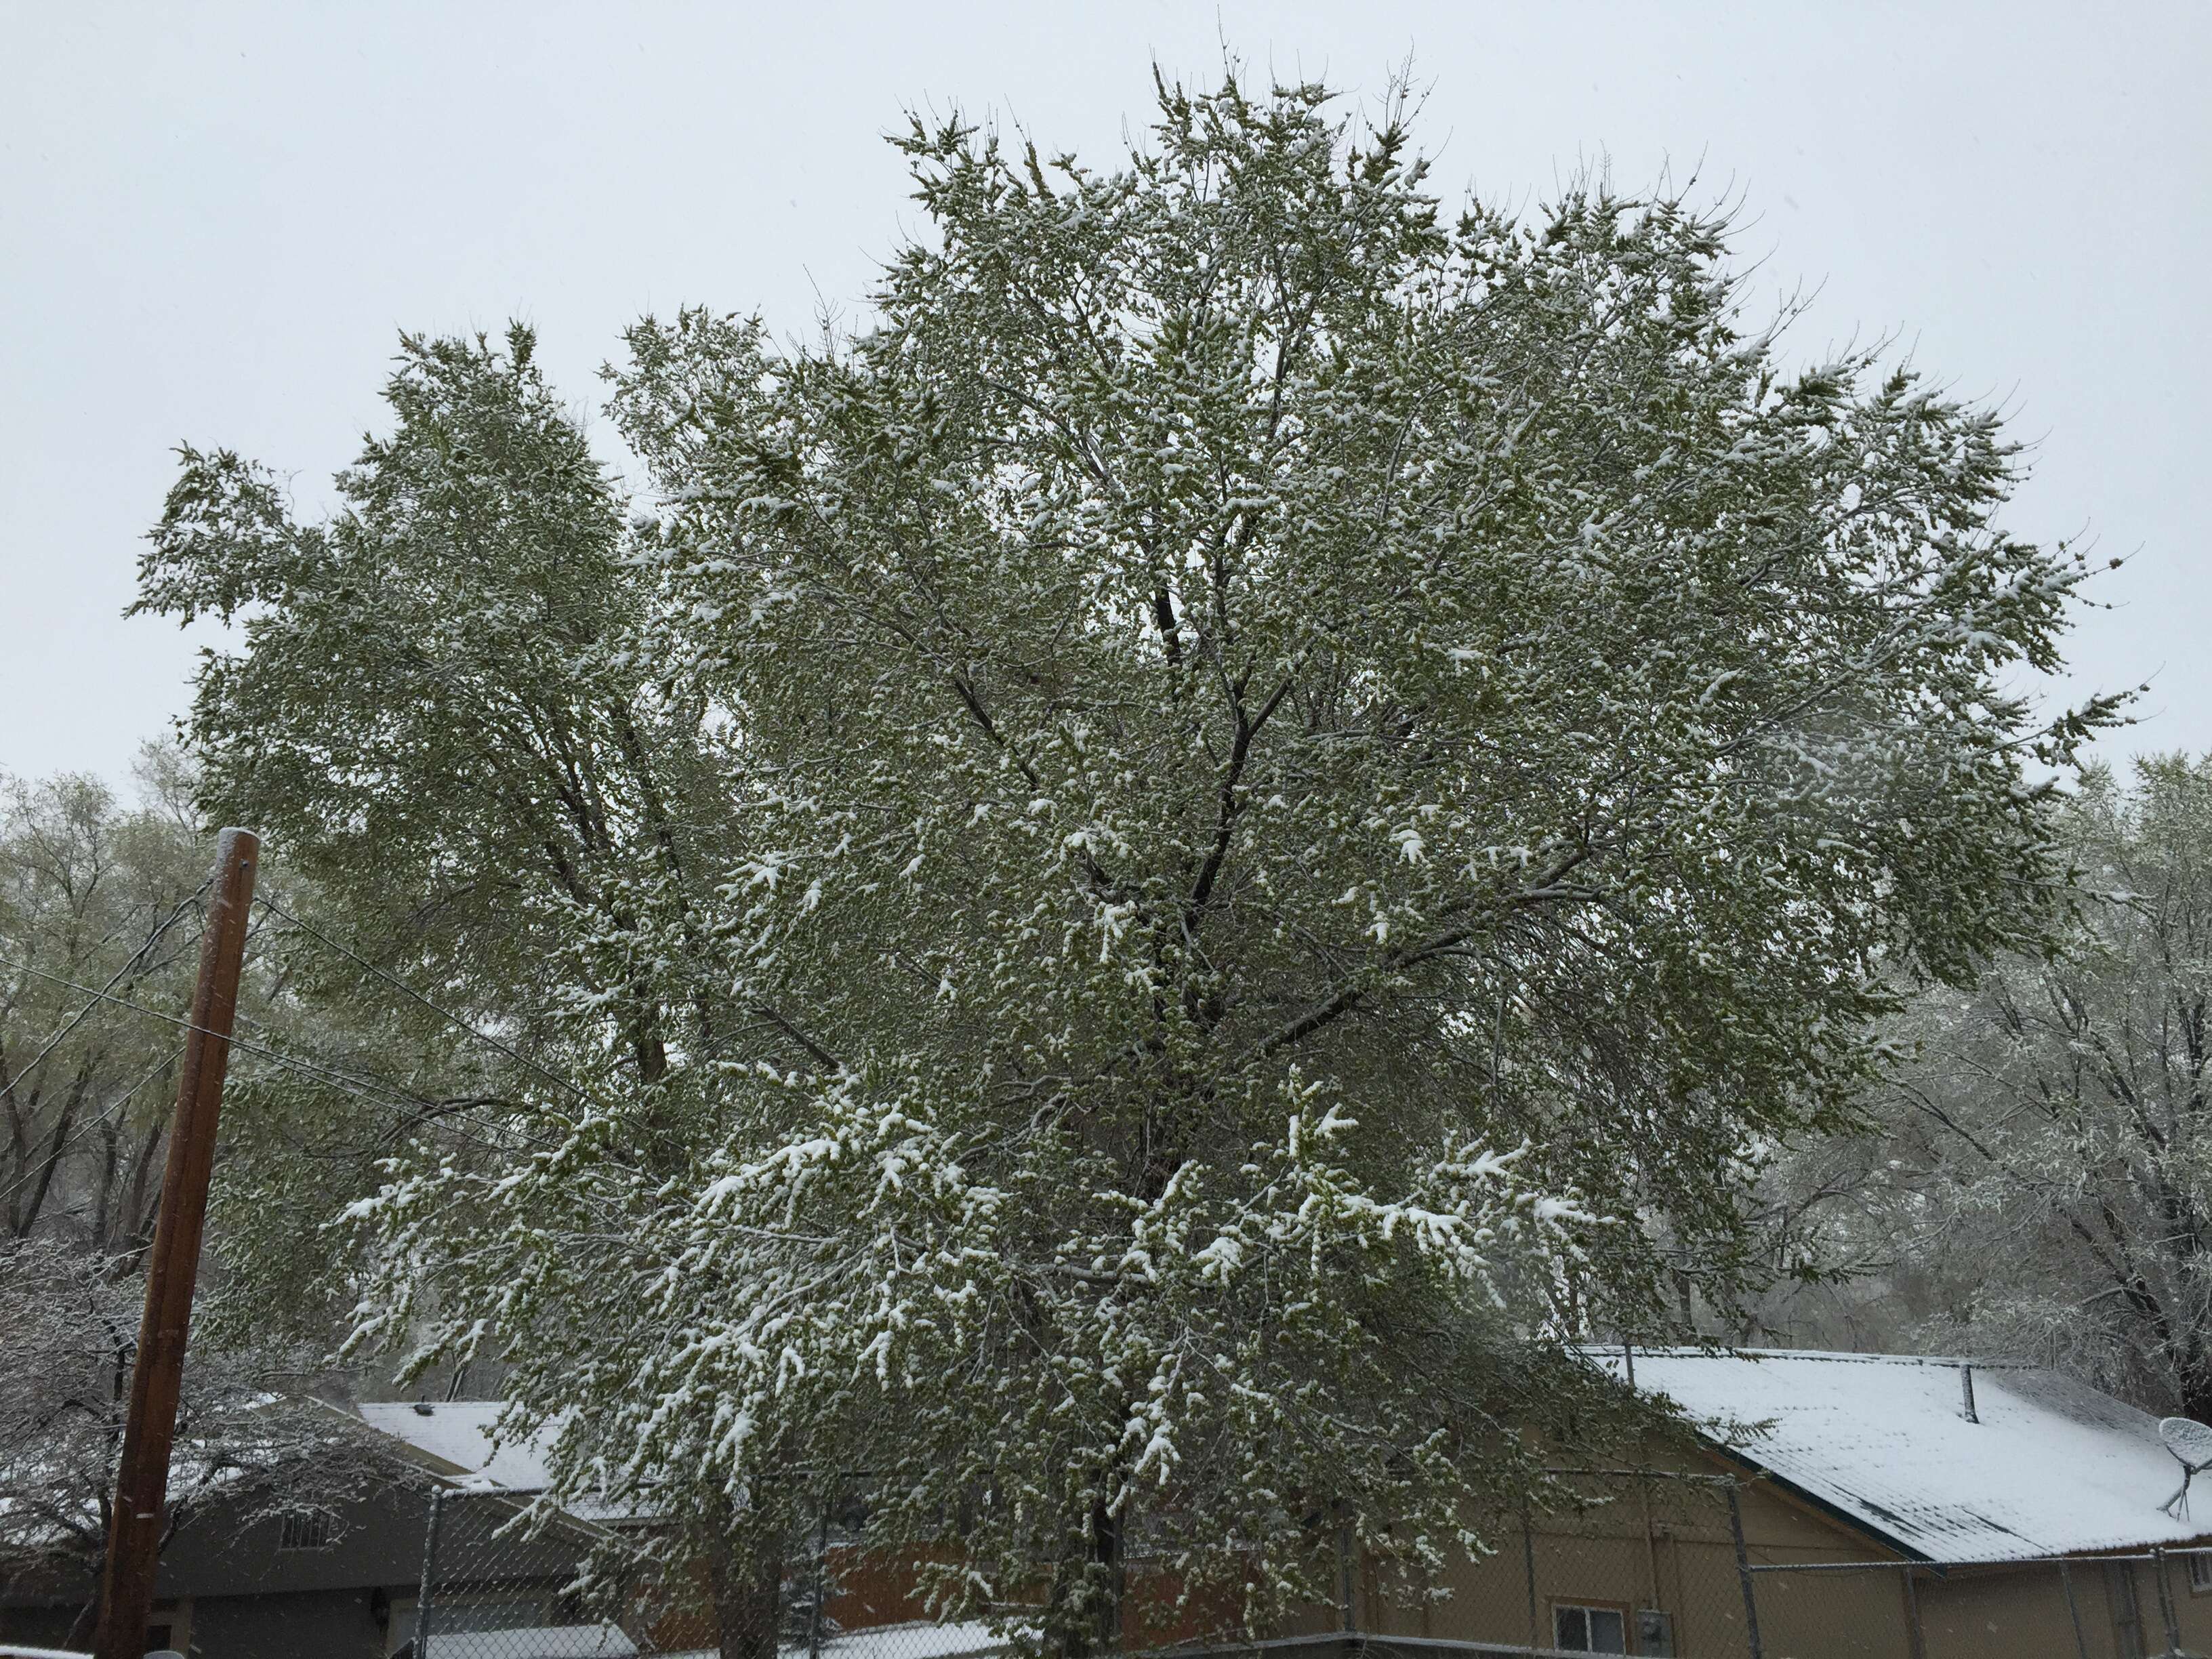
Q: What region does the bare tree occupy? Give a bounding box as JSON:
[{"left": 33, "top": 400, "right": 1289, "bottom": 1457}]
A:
[
  {"left": 1754, "top": 758, "right": 2212, "bottom": 1418},
  {"left": 0, "top": 1238, "right": 413, "bottom": 1644}
]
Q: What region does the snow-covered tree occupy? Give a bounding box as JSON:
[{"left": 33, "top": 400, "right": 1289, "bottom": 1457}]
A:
[
  {"left": 1756, "top": 758, "right": 2212, "bottom": 1418},
  {"left": 0, "top": 1238, "right": 411, "bottom": 1644},
  {"left": 1, "top": 753, "right": 209, "bottom": 1254},
  {"left": 140, "top": 72, "right": 2115, "bottom": 1655}
]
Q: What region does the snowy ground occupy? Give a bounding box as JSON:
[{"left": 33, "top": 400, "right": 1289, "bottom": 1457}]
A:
[{"left": 422, "top": 1625, "right": 638, "bottom": 1658}]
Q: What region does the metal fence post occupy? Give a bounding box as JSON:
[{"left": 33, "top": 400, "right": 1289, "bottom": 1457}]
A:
[
  {"left": 413, "top": 1485, "right": 445, "bottom": 1658},
  {"left": 1336, "top": 1509, "right": 1356, "bottom": 1635},
  {"left": 1899, "top": 1565, "right": 1926, "bottom": 1659},
  {"left": 808, "top": 1482, "right": 831, "bottom": 1659},
  {"left": 1725, "top": 1483, "right": 1765, "bottom": 1659},
  {"left": 2156, "top": 1549, "right": 2184, "bottom": 1656},
  {"left": 1521, "top": 1503, "right": 1539, "bottom": 1652},
  {"left": 2059, "top": 1559, "right": 2092, "bottom": 1659}
]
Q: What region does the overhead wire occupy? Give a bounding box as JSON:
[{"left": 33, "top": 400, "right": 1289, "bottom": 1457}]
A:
[
  {"left": 0, "top": 954, "right": 556, "bottom": 1148},
  {"left": 0, "top": 878, "right": 211, "bottom": 1109},
  {"left": 0, "top": 1042, "right": 188, "bottom": 1212},
  {"left": 5, "top": 882, "right": 698, "bottom": 1214},
  {"left": 251, "top": 893, "right": 604, "bottom": 1114},
  {"left": 249, "top": 894, "right": 708, "bottom": 1173},
  {"left": 2, "top": 889, "right": 684, "bottom": 1353},
  {"left": 0, "top": 951, "right": 655, "bottom": 1275}
]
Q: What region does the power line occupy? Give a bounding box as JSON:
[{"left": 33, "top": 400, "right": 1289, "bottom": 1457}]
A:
[
  {"left": 0, "top": 1043, "right": 186, "bottom": 1211},
  {"left": 252, "top": 893, "right": 602, "bottom": 1113},
  {"left": 7, "top": 895, "right": 691, "bottom": 1177},
  {"left": 245, "top": 899, "right": 702, "bottom": 1170},
  {"left": 0, "top": 880, "right": 211, "bottom": 1109},
  {"left": 0, "top": 954, "right": 550, "bottom": 1139}
]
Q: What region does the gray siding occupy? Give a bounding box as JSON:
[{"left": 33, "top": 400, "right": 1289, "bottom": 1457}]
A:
[
  {"left": 155, "top": 1483, "right": 440, "bottom": 1599},
  {"left": 191, "top": 1585, "right": 393, "bottom": 1659},
  {"left": 3, "top": 1478, "right": 598, "bottom": 1652}
]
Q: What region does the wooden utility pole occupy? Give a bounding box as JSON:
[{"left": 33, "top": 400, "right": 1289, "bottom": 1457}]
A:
[{"left": 91, "top": 828, "right": 259, "bottom": 1659}]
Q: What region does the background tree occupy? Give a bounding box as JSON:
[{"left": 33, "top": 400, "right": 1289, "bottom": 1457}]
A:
[
  {"left": 0, "top": 750, "right": 490, "bottom": 1355},
  {"left": 1, "top": 751, "right": 205, "bottom": 1254},
  {"left": 1755, "top": 757, "right": 2212, "bottom": 1420},
  {"left": 0, "top": 758, "right": 425, "bottom": 1640},
  {"left": 141, "top": 73, "right": 2116, "bottom": 1655},
  {"left": 0, "top": 1237, "right": 411, "bottom": 1645}
]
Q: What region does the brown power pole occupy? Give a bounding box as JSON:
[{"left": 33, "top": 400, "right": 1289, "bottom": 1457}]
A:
[{"left": 91, "top": 828, "right": 260, "bottom": 1659}]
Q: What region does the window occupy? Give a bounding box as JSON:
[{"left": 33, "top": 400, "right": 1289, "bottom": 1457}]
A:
[
  {"left": 276, "top": 1509, "right": 335, "bottom": 1551},
  {"left": 1553, "top": 1602, "right": 1629, "bottom": 1654},
  {"left": 2190, "top": 1551, "right": 2212, "bottom": 1594}
]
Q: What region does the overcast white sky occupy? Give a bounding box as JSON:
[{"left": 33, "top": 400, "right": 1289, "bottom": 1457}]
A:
[{"left": 4, "top": 1, "right": 2205, "bottom": 787}]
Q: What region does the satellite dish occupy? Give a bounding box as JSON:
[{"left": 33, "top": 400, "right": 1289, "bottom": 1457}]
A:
[
  {"left": 2164, "top": 1418, "right": 2212, "bottom": 1469},
  {"left": 2159, "top": 1417, "right": 2212, "bottom": 1517}
]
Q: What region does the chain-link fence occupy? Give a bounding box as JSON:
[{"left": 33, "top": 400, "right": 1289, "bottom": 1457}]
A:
[
  {"left": 396, "top": 1477, "right": 2212, "bottom": 1659},
  {"left": 1747, "top": 1547, "right": 2212, "bottom": 1659},
  {"left": 398, "top": 1484, "right": 1019, "bottom": 1659},
  {"left": 1522, "top": 1467, "right": 1760, "bottom": 1657},
  {"left": 1341, "top": 1468, "right": 1758, "bottom": 1656},
  {"left": 398, "top": 1487, "right": 644, "bottom": 1659}
]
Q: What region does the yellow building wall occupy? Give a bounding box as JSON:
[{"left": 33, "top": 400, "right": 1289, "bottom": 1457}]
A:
[
  {"left": 1353, "top": 1466, "right": 1896, "bottom": 1654},
  {"left": 1338, "top": 1461, "right": 2212, "bottom": 1657},
  {"left": 1306, "top": 1454, "right": 2212, "bottom": 1658}
]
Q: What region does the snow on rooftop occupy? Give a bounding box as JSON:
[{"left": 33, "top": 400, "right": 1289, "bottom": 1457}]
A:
[
  {"left": 801, "top": 1622, "right": 1012, "bottom": 1659},
  {"left": 359, "top": 1401, "right": 556, "bottom": 1490},
  {"left": 1596, "top": 1347, "right": 2212, "bottom": 1563},
  {"left": 355, "top": 1401, "right": 648, "bottom": 1523}
]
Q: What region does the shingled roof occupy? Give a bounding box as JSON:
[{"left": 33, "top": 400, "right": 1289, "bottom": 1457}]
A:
[{"left": 1592, "top": 1347, "right": 2212, "bottom": 1563}]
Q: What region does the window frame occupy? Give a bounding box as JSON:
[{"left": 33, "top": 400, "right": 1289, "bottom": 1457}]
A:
[
  {"left": 276, "top": 1508, "right": 337, "bottom": 1551},
  {"left": 1551, "top": 1597, "right": 1633, "bottom": 1654}
]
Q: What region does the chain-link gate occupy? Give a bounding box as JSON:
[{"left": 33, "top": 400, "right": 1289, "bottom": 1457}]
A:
[{"left": 402, "top": 1487, "right": 642, "bottom": 1658}]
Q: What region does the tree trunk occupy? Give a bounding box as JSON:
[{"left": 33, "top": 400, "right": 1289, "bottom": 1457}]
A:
[
  {"left": 711, "top": 1533, "right": 784, "bottom": 1659},
  {"left": 1090, "top": 1492, "right": 1125, "bottom": 1654},
  {"left": 64, "top": 1591, "right": 100, "bottom": 1652},
  {"left": 2177, "top": 1364, "right": 2212, "bottom": 1428},
  {"left": 1049, "top": 1475, "right": 1126, "bottom": 1659}
]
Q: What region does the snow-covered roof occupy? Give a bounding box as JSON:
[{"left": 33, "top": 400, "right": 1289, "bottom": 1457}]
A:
[
  {"left": 358, "top": 1401, "right": 556, "bottom": 1491},
  {"left": 1594, "top": 1347, "right": 2212, "bottom": 1563},
  {"left": 353, "top": 1401, "right": 648, "bottom": 1523},
  {"left": 804, "top": 1622, "right": 1012, "bottom": 1659}
]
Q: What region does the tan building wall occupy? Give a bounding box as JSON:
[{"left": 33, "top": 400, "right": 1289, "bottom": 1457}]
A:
[
  {"left": 1347, "top": 1466, "right": 1874, "bottom": 1654},
  {"left": 1340, "top": 1458, "right": 2212, "bottom": 1658},
  {"left": 1897, "top": 1553, "right": 2212, "bottom": 1659}
]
